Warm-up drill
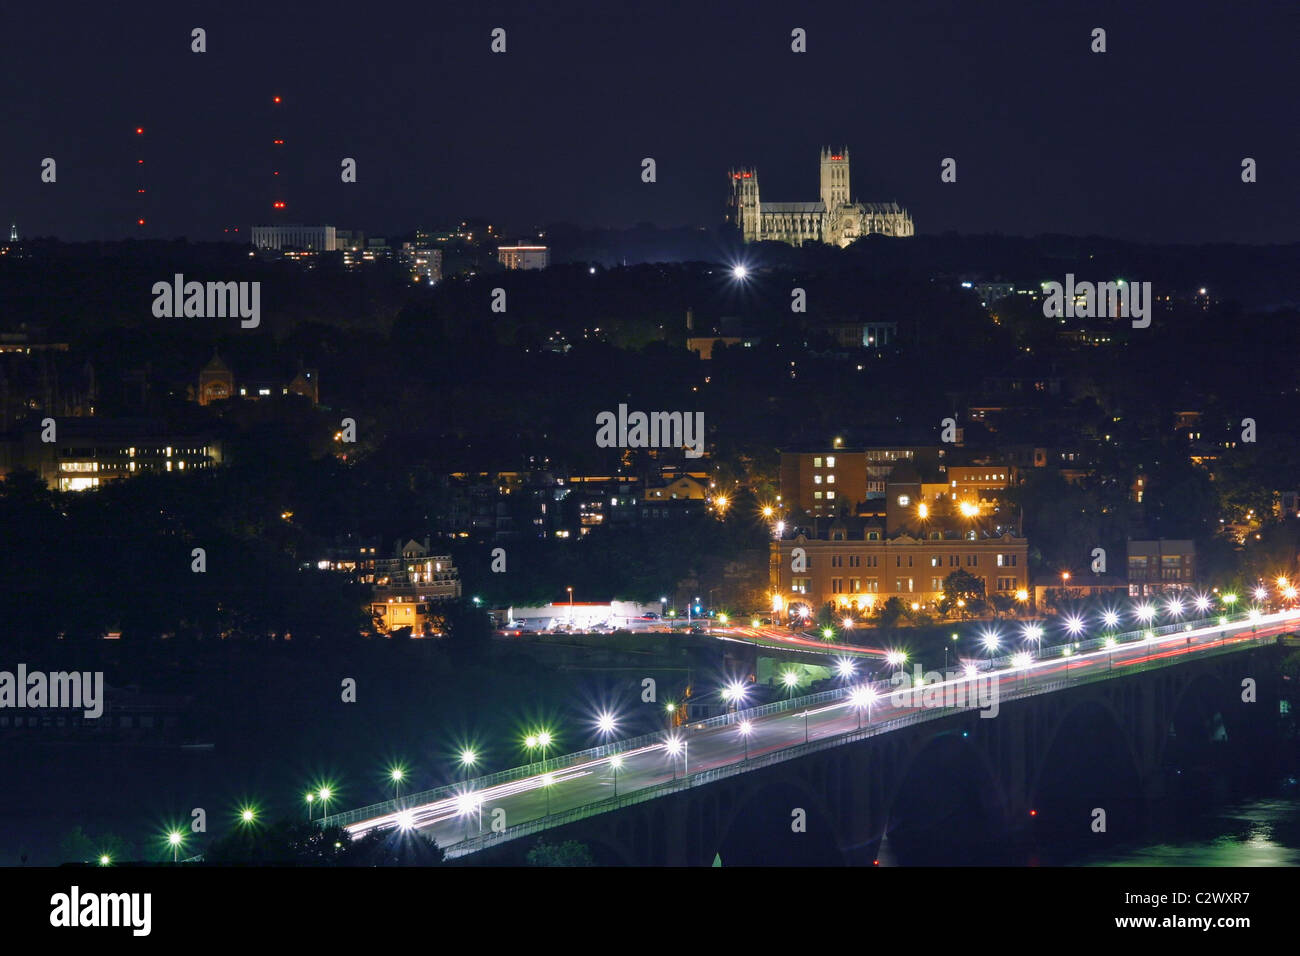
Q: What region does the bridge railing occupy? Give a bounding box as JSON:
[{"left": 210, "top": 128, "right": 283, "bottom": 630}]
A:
[
  {"left": 447, "top": 618, "right": 1279, "bottom": 856},
  {"left": 326, "top": 611, "right": 1274, "bottom": 830}
]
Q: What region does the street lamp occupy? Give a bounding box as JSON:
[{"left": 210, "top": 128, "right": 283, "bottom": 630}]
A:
[
  {"left": 850, "top": 685, "right": 877, "bottom": 730},
  {"left": 305, "top": 791, "right": 315, "bottom": 822},
  {"left": 781, "top": 669, "right": 800, "bottom": 697},
  {"left": 739, "top": 719, "right": 753, "bottom": 759},
  {"left": 167, "top": 830, "right": 184, "bottom": 864},
  {"left": 670, "top": 738, "right": 691, "bottom": 780},
  {"left": 722, "top": 681, "right": 748, "bottom": 711},
  {"left": 610, "top": 754, "right": 623, "bottom": 800},
  {"left": 458, "top": 749, "right": 477, "bottom": 793},
  {"left": 389, "top": 766, "right": 406, "bottom": 805},
  {"left": 596, "top": 711, "right": 618, "bottom": 740},
  {"left": 318, "top": 786, "right": 333, "bottom": 820},
  {"left": 541, "top": 773, "right": 554, "bottom": 817}
]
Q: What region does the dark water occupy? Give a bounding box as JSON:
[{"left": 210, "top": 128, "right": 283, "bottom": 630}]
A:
[{"left": 1073, "top": 792, "right": 1300, "bottom": 867}]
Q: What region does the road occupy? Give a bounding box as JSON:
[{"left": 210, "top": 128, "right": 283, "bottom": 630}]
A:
[{"left": 339, "top": 610, "right": 1298, "bottom": 853}]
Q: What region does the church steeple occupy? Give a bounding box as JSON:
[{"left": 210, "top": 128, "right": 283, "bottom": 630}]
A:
[{"left": 8, "top": 223, "right": 16, "bottom": 242}]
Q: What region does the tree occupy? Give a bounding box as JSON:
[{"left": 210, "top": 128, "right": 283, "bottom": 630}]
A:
[
  {"left": 526, "top": 839, "right": 595, "bottom": 866},
  {"left": 940, "top": 569, "right": 986, "bottom": 617},
  {"left": 205, "top": 819, "right": 446, "bottom": 866}
]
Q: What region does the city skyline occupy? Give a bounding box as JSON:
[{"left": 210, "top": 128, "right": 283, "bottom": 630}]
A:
[{"left": 2, "top": 1, "right": 1296, "bottom": 244}]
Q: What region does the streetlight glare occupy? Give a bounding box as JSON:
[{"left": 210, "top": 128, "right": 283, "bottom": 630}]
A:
[{"left": 732, "top": 265, "right": 748, "bottom": 279}]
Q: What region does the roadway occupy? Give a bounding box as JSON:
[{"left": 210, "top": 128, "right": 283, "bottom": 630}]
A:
[{"left": 341, "top": 610, "right": 1299, "bottom": 852}]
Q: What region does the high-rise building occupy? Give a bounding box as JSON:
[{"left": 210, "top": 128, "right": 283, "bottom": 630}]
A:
[
  {"left": 250, "top": 224, "right": 337, "bottom": 251},
  {"left": 498, "top": 243, "right": 549, "bottom": 270}
]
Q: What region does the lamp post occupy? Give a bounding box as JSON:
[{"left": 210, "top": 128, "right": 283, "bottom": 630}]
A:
[
  {"left": 739, "top": 720, "right": 752, "bottom": 760},
  {"left": 610, "top": 755, "right": 622, "bottom": 801},
  {"left": 458, "top": 751, "right": 477, "bottom": 832},
  {"left": 389, "top": 767, "right": 405, "bottom": 808},
  {"left": 305, "top": 792, "right": 315, "bottom": 822}
]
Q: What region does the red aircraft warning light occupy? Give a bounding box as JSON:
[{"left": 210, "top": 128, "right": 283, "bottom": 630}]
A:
[
  {"left": 137, "top": 218, "right": 146, "bottom": 225},
  {"left": 135, "top": 127, "right": 144, "bottom": 135},
  {"left": 273, "top": 96, "right": 282, "bottom": 103},
  {"left": 273, "top": 201, "right": 286, "bottom": 209}
]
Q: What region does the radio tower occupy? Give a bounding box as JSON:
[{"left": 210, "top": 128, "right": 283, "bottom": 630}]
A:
[
  {"left": 134, "top": 126, "right": 147, "bottom": 228},
  {"left": 271, "top": 94, "right": 287, "bottom": 215}
]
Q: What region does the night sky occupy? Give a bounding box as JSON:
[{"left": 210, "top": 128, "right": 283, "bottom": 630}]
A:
[{"left": 3, "top": 0, "right": 1296, "bottom": 243}]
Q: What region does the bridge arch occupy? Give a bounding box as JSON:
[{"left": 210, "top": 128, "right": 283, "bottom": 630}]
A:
[
  {"left": 711, "top": 766, "right": 845, "bottom": 866},
  {"left": 1156, "top": 668, "right": 1240, "bottom": 797},
  {"left": 1029, "top": 691, "right": 1144, "bottom": 847},
  {"left": 878, "top": 725, "right": 1010, "bottom": 865}
]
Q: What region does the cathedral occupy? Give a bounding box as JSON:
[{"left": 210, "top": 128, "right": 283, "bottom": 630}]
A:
[{"left": 727, "top": 147, "right": 914, "bottom": 247}]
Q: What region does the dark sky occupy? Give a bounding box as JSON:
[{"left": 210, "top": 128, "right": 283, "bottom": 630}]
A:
[{"left": 3, "top": 0, "right": 1296, "bottom": 243}]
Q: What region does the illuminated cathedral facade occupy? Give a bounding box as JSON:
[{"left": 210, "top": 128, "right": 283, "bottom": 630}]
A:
[{"left": 727, "top": 147, "right": 914, "bottom": 247}]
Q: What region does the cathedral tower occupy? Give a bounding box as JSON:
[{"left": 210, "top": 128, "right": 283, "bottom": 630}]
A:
[
  {"left": 819, "top": 147, "right": 850, "bottom": 209},
  {"left": 727, "top": 167, "right": 761, "bottom": 242}
]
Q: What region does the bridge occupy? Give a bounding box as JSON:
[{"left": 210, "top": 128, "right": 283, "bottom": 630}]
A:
[{"left": 322, "top": 609, "right": 1300, "bottom": 864}]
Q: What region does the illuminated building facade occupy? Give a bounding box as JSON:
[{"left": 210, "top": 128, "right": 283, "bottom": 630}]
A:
[{"left": 728, "top": 147, "right": 914, "bottom": 247}]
